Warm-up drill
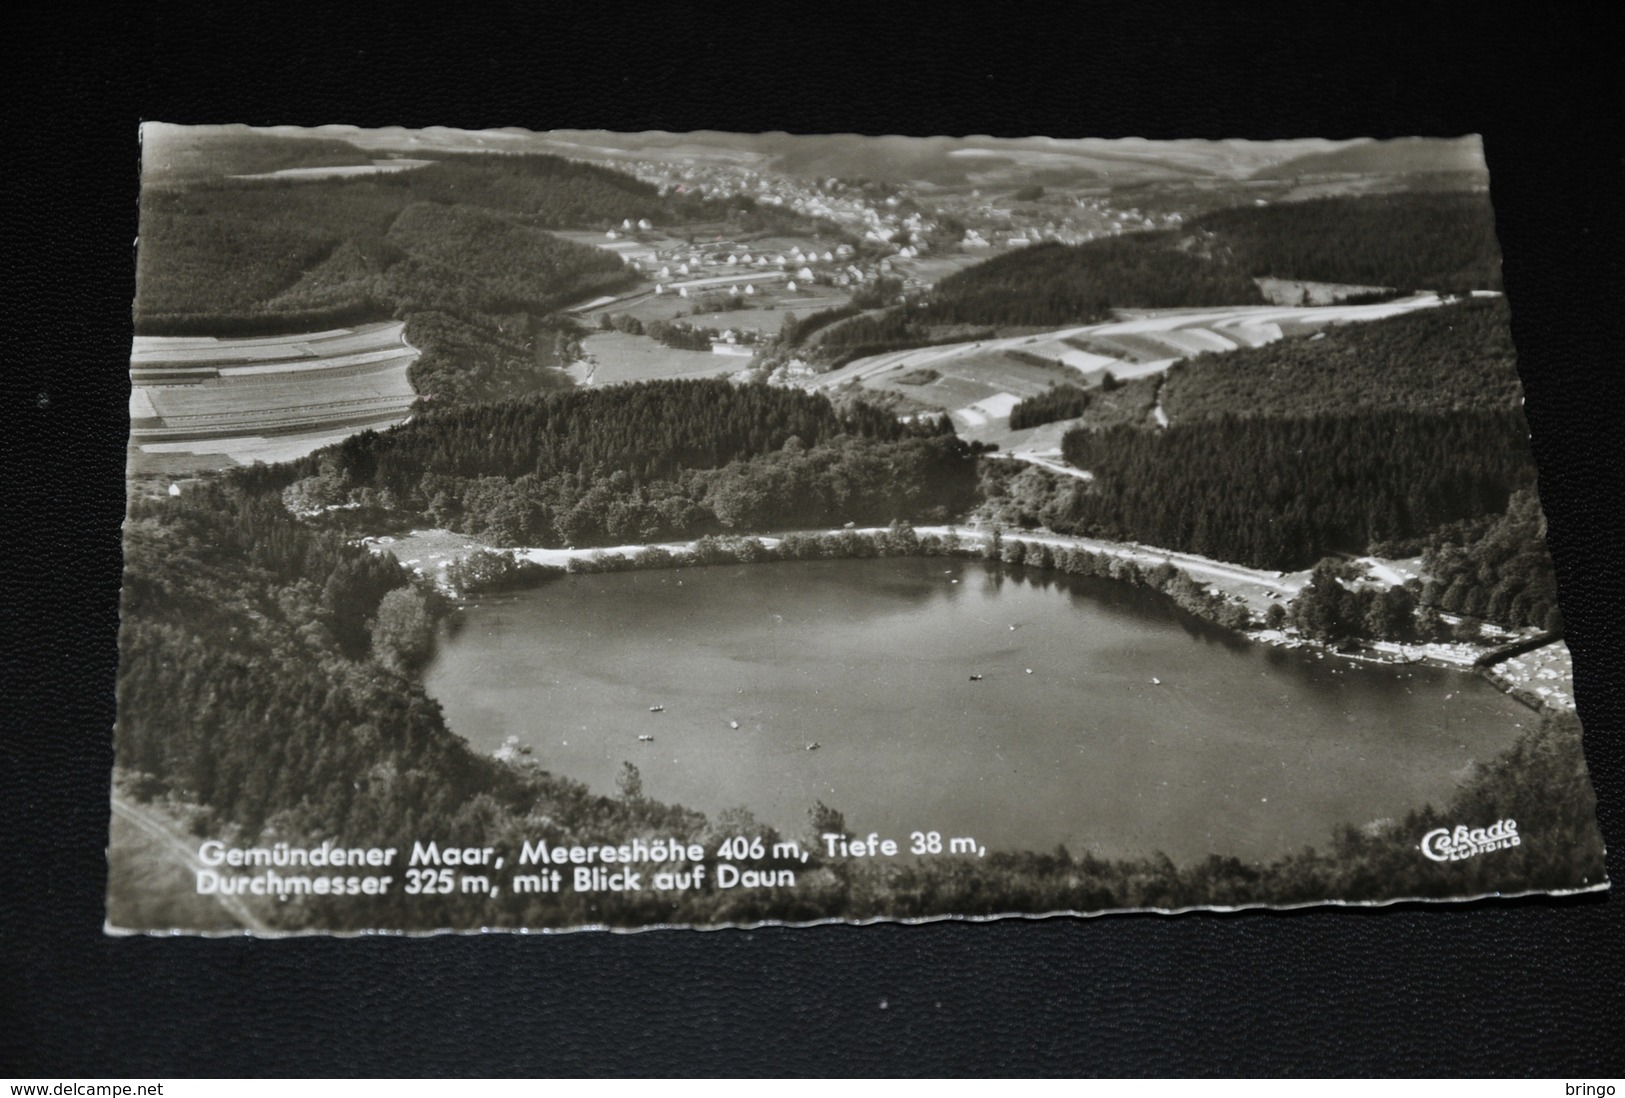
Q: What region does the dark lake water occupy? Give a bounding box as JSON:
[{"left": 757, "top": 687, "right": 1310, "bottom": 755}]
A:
[{"left": 423, "top": 558, "right": 1531, "bottom": 863}]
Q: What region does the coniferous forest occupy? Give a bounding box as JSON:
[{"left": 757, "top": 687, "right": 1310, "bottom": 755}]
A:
[
  {"left": 265, "top": 381, "right": 979, "bottom": 546},
  {"left": 1160, "top": 297, "right": 1523, "bottom": 420},
  {"left": 928, "top": 232, "right": 1265, "bottom": 327},
  {"left": 1008, "top": 384, "right": 1093, "bottom": 430},
  {"left": 1054, "top": 409, "right": 1535, "bottom": 570}
]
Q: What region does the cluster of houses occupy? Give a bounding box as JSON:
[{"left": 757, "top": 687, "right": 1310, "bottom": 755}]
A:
[
  {"left": 604, "top": 158, "right": 955, "bottom": 254},
  {"left": 595, "top": 157, "right": 1196, "bottom": 287},
  {"left": 638, "top": 239, "right": 873, "bottom": 296}
]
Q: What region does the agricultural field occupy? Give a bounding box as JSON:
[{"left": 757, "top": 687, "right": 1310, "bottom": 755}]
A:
[
  {"left": 572, "top": 330, "right": 740, "bottom": 387},
  {"left": 883, "top": 252, "right": 986, "bottom": 286},
  {"left": 589, "top": 280, "right": 854, "bottom": 336},
  {"left": 836, "top": 347, "right": 1074, "bottom": 410},
  {"left": 551, "top": 229, "right": 676, "bottom": 266},
  {"left": 805, "top": 294, "right": 1451, "bottom": 457},
  {"left": 128, "top": 321, "right": 418, "bottom": 477}
]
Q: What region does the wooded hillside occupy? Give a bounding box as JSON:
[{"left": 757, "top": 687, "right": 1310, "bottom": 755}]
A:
[
  {"left": 1161, "top": 297, "right": 1523, "bottom": 421},
  {"left": 927, "top": 193, "right": 1502, "bottom": 327}
]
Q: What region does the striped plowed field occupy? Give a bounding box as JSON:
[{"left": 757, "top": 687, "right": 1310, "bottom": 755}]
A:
[{"left": 128, "top": 321, "right": 418, "bottom": 473}]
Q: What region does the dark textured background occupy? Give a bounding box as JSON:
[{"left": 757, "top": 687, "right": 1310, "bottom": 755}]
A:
[{"left": 5, "top": 2, "right": 1622, "bottom": 1077}]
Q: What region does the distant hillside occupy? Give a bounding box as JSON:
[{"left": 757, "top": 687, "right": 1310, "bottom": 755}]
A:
[
  {"left": 135, "top": 175, "right": 637, "bottom": 330},
  {"left": 1251, "top": 136, "right": 1485, "bottom": 180},
  {"left": 546, "top": 132, "right": 1344, "bottom": 187},
  {"left": 142, "top": 125, "right": 374, "bottom": 182},
  {"left": 134, "top": 152, "right": 803, "bottom": 329},
  {"left": 927, "top": 191, "right": 1502, "bottom": 326},
  {"left": 1194, "top": 193, "right": 1502, "bottom": 291},
  {"left": 928, "top": 233, "right": 1263, "bottom": 327},
  {"left": 1161, "top": 297, "right": 1522, "bottom": 422}
]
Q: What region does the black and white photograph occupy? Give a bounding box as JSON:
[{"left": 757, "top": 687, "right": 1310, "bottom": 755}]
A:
[{"left": 108, "top": 123, "right": 1609, "bottom": 935}]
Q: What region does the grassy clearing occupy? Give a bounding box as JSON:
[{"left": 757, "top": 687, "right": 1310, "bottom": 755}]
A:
[
  {"left": 578, "top": 330, "right": 739, "bottom": 386},
  {"left": 858, "top": 349, "right": 1081, "bottom": 410}
]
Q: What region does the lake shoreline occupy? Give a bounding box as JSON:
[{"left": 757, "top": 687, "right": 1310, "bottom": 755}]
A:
[{"left": 368, "top": 523, "right": 1574, "bottom": 714}]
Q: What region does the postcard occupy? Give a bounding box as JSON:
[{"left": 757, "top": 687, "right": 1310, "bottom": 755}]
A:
[{"left": 108, "top": 124, "right": 1608, "bottom": 933}]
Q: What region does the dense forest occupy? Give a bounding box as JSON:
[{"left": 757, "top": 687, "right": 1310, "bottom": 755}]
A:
[
  {"left": 978, "top": 297, "right": 1560, "bottom": 638},
  {"left": 1419, "top": 488, "right": 1561, "bottom": 631},
  {"left": 928, "top": 233, "right": 1264, "bottom": 327},
  {"left": 266, "top": 380, "right": 978, "bottom": 547},
  {"left": 1008, "top": 384, "right": 1093, "bottom": 430},
  {"left": 925, "top": 193, "right": 1502, "bottom": 328},
  {"left": 136, "top": 173, "right": 640, "bottom": 328},
  {"left": 1053, "top": 410, "right": 1536, "bottom": 571},
  {"left": 119, "top": 482, "right": 486, "bottom": 841},
  {"left": 402, "top": 311, "right": 580, "bottom": 407},
  {"left": 1161, "top": 298, "right": 1523, "bottom": 421},
  {"left": 1277, "top": 484, "right": 1563, "bottom": 644},
  {"left": 1196, "top": 193, "right": 1503, "bottom": 292}
]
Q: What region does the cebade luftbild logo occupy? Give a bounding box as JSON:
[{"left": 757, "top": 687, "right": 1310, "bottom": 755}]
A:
[{"left": 1420, "top": 819, "right": 1520, "bottom": 863}]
